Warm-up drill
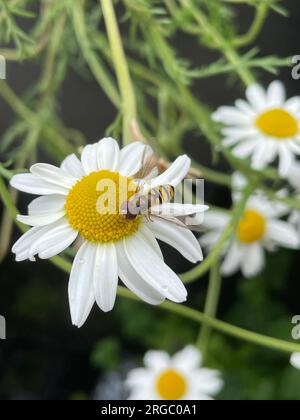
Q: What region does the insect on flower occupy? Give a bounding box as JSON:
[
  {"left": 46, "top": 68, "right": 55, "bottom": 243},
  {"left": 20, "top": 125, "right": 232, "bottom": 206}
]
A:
[
  {"left": 10, "top": 138, "right": 207, "bottom": 327},
  {"left": 121, "top": 149, "right": 203, "bottom": 232}
]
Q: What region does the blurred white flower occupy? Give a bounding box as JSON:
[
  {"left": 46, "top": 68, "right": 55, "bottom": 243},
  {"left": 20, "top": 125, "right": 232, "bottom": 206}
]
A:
[
  {"left": 290, "top": 353, "right": 300, "bottom": 369},
  {"left": 10, "top": 138, "right": 206, "bottom": 327},
  {"left": 200, "top": 173, "right": 300, "bottom": 278},
  {"left": 213, "top": 81, "right": 300, "bottom": 176},
  {"left": 126, "top": 346, "right": 223, "bottom": 400}
]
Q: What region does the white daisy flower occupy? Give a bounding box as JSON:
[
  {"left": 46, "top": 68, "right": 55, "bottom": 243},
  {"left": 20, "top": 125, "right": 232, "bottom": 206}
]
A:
[
  {"left": 290, "top": 353, "right": 300, "bottom": 369},
  {"left": 200, "top": 173, "right": 300, "bottom": 278},
  {"left": 287, "top": 161, "right": 300, "bottom": 232},
  {"left": 213, "top": 81, "right": 300, "bottom": 176},
  {"left": 126, "top": 345, "right": 223, "bottom": 400},
  {"left": 10, "top": 138, "right": 206, "bottom": 327}
]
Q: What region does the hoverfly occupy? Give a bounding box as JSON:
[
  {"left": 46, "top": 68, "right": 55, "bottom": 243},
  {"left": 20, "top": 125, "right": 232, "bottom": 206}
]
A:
[{"left": 121, "top": 145, "right": 203, "bottom": 232}]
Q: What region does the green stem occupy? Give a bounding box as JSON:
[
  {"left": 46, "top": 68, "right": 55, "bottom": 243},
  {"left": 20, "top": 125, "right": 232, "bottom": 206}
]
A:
[
  {"left": 101, "top": 0, "right": 137, "bottom": 145},
  {"left": 197, "top": 261, "right": 222, "bottom": 357},
  {"left": 0, "top": 175, "right": 19, "bottom": 222},
  {"left": 72, "top": 0, "right": 120, "bottom": 108},
  {"left": 191, "top": 160, "right": 232, "bottom": 187},
  {"left": 233, "top": 4, "right": 269, "bottom": 47},
  {"left": 117, "top": 287, "right": 300, "bottom": 354}
]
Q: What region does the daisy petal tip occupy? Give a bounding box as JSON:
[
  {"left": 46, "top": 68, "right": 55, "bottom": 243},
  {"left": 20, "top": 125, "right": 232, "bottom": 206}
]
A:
[
  {"left": 96, "top": 299, "right": 116, "bottom": 313},
  {"left": 175, "top": 290, "right": 188, "bottom": 304},
  {"left": 102, "top": 306, "right": 114, "bottom": 314},
  {"left": 71, "top": 316, "right": 85, "bottom": 329},
  {"left": 16, "top": 215, "right": 24, "bottom": 224},
  {"left": 9, "top": 175, "right": 18, "bottom": 189}
]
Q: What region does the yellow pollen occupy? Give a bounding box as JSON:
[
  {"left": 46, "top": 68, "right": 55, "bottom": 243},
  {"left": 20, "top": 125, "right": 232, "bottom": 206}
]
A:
[
  {"left": 237, "top": 209, "right": 266, "bottom": 244},
  {"left": 65, "top": 170, "right": 140, "bottom": 243},
  {"left": 156, "top": 369, "right": 187, "bottom": 400},
  {"left": 256, "top": 108, "right": 299, "bottom": 139}
]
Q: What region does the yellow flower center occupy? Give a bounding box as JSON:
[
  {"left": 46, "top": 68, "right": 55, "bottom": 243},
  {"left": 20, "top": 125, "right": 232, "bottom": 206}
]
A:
[
  {"left": 156, "top": 369, "right": 187, "bottom": 400},
  {"left": 237, "top": 209, "right": 266, "bottom": 244},
  {"left": 65, "top": 170, "right": 141, "bottom": 243},
  {"left": 256, "top": 108, "right": 299, "bottom": 139}
]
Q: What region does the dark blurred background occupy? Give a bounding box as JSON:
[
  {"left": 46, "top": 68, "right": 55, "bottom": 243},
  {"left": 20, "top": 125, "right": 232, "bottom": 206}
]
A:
[{"left": 1, "top": 1, "right": 300, "bottom": 400}]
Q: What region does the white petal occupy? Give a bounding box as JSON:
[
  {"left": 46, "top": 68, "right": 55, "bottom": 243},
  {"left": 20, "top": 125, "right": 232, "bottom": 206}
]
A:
[
  {"left": 126, "top": 368, "right": 152, "bottom": 388},
  {"left": 266, "top": 220, "right": 300, "bottom": 249},
  {"left": 241, "top": 243, "right": 265, "bottom": 278},
  {"left": 222, "top": 126, "right": 258, "bottom": 143},
  {"left": 247, "top": 192, "right": 289, "bottom": 219},
  {"left": 30, "top": 163, "right": 77, "bottom": 189},
  {"left": 29, "top": 219, "right": 78, "bottom": 259},
  {"left": 200, "top": 231, "right": 221, "bottom": 250},
  {"left": 151, "top": 203, "right": 208, "bottom": 217},
  {"left": 278, "top": 145, "right": 294, "bottom": 176},
  {"left": 139, "top": 225, "right": 163, "bottom": 259},
  {"left": 117, "top": 241, "right": 165, "bottom": 305},
  {"left": 17, "top": 211, "right": 65, "bottom": 227},
  {"left": 235, "top": 99, "right": 256, "bottom": 117},
  {"left": 232, "top": 171, "right": 247, "bottom": 190},
  {"left": 28, "top": 195, "right": 66, "bottom": 215},
  {"left": 289, "top": 141, "right": 300, "bottom": 155},
  {"left": 245, "top": 84, "right": 267, "bottom": 111},
  {"left": 81, "top": 143, "right": 100, "bottom": 174},
  {"left": 290, "top": 353, "right": 300, "bottom": 369},
  {"left": 150, "top": 155, "right": 191, "bottom": 188},
  {"left": 144, "top": 350, "right": 170, "bottom": 370},
  {"left": 97, "top": 137, "right": 120, "bottom": 171},
  {"left": 221, "top": 242, "right": 242, "bottom": 277},
  {"left": 93, "top": 243, "right": 118, "bottom": 312},
  {"left": 232, "top": 139, "right": 258, "bottom": 159},
  {"left": 123, "top": 232, "right": 187, "bottom": 303},
  {"left": 287, "top": 162, "right": 300, "bottom": 190},
  {"left": 12, "top": 226, "right": 45, "bottom": 260},
  {"left": 193, "top": 369, "right": 224, "bottom": 396},
  {"left": 128, "top": 389, "right": 155, "bottom": 400},
  {"left": 119, "top": 142, "right": 152, "bottom": 176},
  {"left": 202, "top": 211, "right": 229, "bottom": 229},
  {"left": 172, "top": 345, "right": 202, "bottom": 370},
  {"left": 284, "top": 97, "right": 300, "bottom": 115},
  {"left": 61, "top": 153, "right": 85, "bottom": 178},
  {"left": 251, "top": 143, "right": 272, "bottom": 170},
  {"left": 212, "top": 106, "right": 250, "bottom": 125},
  {"left": 148, "top": 217, "right": 203, "bottom": 263},
  {"left": 10, "top": 174, "right": 69, "bottom": 195},
  {"left": 68, "top": 242, "right": 97, "bottom": 327},
  {"left": 267, "top": 81, "right": 286, "bottom": 106}
]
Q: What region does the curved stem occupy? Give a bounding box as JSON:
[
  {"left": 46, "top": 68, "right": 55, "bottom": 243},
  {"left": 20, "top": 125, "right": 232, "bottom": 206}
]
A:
[
  {"left": 233, "top": 4, "right": 269, "bottom": 47},
  {"left": 191, "top": 160, "right": 232, "bottom": 187},
  {"left": 101, "top": 0, "right": 137, "bottom": 145},
  {"left": 117, "top": 286, "right": 300, "bottom": 354},
  {"left": 197, "top": 261, "right": 222, "bottom": 357}
]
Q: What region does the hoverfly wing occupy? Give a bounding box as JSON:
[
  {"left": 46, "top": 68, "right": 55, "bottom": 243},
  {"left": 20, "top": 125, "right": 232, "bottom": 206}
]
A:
[
  {"left": 151, "top": 214, "right": 200, "bottom": 232},
  {"left": 133, "top": 145, "right": 159, "bottom": 180}
]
